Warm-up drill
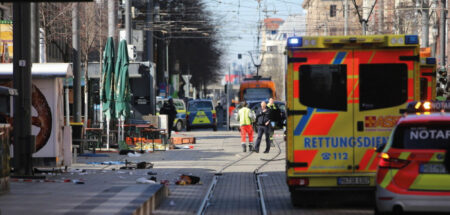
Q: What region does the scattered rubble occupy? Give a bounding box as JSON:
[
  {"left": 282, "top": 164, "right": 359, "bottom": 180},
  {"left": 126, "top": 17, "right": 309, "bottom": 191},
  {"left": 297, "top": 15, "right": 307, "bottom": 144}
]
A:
[{"left": 175, "top": 175, "right": 200, "bottom": 185}]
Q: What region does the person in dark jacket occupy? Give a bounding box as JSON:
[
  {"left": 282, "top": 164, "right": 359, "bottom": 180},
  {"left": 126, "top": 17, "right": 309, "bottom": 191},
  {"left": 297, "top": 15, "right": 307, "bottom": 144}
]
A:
[
  {"left": 254, "top": 101, "right": 271, "bottom": 153},
  {"left": 160, "top": 98, "right": 178, "bottom": 138}
]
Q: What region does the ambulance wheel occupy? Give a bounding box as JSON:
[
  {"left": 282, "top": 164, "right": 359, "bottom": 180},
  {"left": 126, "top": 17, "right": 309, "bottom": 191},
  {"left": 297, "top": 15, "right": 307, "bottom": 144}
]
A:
[
  {"left": 175, "top": 121, "right": 183, "bottom": 131},
  {"left": 213, "top": 125, "right": 217, "bottom": 131}
]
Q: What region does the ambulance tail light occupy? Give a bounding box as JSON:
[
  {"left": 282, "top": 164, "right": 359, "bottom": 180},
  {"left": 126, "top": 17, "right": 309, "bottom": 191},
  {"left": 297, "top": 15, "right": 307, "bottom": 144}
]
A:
[
  {"left": 405, "top": 35, "right": 419, "bottom": 44},
  {"left": 288, "top": 178, "right": 309, "bottom": 187},
  {"left": 212, "top": 112, "right": 216, "bottom": 119},
  {"left": 379, "top": 153, "right": 410, "bottom": 169}
]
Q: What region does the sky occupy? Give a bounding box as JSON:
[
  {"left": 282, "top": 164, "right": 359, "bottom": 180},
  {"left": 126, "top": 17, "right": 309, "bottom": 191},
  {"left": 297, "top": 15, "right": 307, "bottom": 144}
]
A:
[{"left": 204, "top": 0, "right": 305, "bottom": 73}]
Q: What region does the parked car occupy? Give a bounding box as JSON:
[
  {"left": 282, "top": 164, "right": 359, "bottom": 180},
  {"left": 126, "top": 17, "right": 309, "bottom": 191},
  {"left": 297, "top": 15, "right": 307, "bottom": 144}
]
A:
[
  {"left": 230, "top": 100, "right": 286, "bottom": 130},
  {"left": 156, "top": 98, "right": 187, "bottom": 131},
  {"left": 375, "top": 101, "right": 450, "bottom": 214},
  {"left": 186, "top": 99, "right": 217, "bottom": 131}
]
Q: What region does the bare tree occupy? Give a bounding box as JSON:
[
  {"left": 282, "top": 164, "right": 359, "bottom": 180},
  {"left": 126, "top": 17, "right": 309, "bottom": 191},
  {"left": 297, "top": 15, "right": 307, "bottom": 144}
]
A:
[
  {"left": 40, "top": 3, "right": 73, "bottom": 62},
  {"left": 40, "top": 2, "right": 107, "bottom": 63}
]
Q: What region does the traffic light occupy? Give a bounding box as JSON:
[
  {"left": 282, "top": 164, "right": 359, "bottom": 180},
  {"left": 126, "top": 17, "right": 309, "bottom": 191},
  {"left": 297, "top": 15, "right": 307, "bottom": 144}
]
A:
[
  {"left": 437, "top": 67, "right": 448, "bottom": 89},
  {"left": 437, "top": 67, "right": 448, "bottom": 99}
]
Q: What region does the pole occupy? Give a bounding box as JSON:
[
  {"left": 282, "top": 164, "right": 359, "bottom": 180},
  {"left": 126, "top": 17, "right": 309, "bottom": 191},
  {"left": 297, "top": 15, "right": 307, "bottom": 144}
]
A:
[
  {"left": 362, "top": 20, "right": 367, "bottom": 35},
  {"left": 187, "top": 65, "right": 190, "bottom": 98},
  {"left": 73, "top": 3, "right": 82, "bottom": 123},
  {"left": 344, "top": 0, "right": 348, "bottom": 35},
  {"left": 30, "top": 3, "right": 39, "bottom": 63},
  {"left": 146, "top": 0, "right": 153, "bottom": 62},
  {"left": 125, "top": 0, "right": 132, "bottom": 43},
  {"left": 108, "top": 0, "right": 116, "bottom": 41},
  {"left": 226, "top": 65, "right": 230, "bottom": 131},
  {"left": 440, "top": 0, "right": 446, "bottom": 68},
  {"left": 13, "top": 2, "right": 34, "bottom": 176},
  {"left": 165, "top": 39, "right": 169, "bottom": 97},
  {"left": 65, "top": 87, "right": 70, "bottom": 126},
  {"left": 422, "top": 0, "right": 430, "bottom": 48},
  {"left": 378, "top": 0, "right": 384, "bottom": 34}
]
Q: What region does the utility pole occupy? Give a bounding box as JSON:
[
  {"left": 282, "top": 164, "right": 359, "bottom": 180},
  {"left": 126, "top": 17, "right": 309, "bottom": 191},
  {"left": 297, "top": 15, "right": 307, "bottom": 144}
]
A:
[
  {"left": 378, "top": 0, "right": 384, "bottom": 34},
  {"left": 13, "top": 2, "right": 34, "bottom": 176},
  {"left": 125, "top": 0, "right": 132, "bottom": 43},
  {"left": 422, "top": 0, "right": 430, "bottom": 48},
  {"left": 344, "top": 0, "right": 348, "bottom": 35},
  {"left": 73, "top": 3, "right": 81, "bottom": 123},
  {"left": 440, "top": 0, "right": 447, "bottom": 69},
  {"left": 30, "top": 3, "right": 39, "bottom": 63},
  {"left": 226, "top": 65, "right": 230, "bottom": 131},
  {"left": 108, "top": 0, "right": 116, "bottom": 40},
  {"left": 146, "top": 0, "right": 153, "bottom": 62},
  {"left": 165, "top": 39, "right": 169, "bottom": 97},
  {"left": 362, "top": 21, "right": 367, "bottom": 35}
]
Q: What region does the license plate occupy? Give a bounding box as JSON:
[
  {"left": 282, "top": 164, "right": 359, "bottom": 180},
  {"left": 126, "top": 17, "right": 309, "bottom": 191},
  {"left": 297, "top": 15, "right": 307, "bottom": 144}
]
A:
[
  {"left": 337, "top": 177, "right": 370, "bottom": 185},
  {"left": 420, "top": 163, "right": 448, "bottom": 174}
]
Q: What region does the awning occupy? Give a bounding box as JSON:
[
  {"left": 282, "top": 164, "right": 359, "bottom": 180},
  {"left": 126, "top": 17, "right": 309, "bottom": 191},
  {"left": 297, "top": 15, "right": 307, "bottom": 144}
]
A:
[
  {"left": 0, "top": 85, "right": 17, "bottom": 96},
  {"left": 0, "top": 63, "right": 73, "bottom": 78}
]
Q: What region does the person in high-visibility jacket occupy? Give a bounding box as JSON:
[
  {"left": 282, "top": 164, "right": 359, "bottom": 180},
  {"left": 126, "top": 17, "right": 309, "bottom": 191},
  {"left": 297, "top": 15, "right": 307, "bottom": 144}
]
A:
[{"left": 237, "top": 101, "right": 255, "bottom": 152}]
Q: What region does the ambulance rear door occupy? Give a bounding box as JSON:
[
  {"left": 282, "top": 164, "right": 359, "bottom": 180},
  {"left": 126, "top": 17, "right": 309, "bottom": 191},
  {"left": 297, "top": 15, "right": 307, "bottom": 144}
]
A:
[
  {"left": 289, "top": 49, "right": 355, "bottom": 175},
  {"left": 352, "top": 47, "right": 417, "bottom": 176}
]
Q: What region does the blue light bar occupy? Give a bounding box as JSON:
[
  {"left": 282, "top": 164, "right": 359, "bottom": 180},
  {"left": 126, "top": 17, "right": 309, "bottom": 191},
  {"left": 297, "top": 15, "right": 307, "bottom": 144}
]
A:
[
  {"left": 405, "top": 35, "right": 419, "bottom": 44},
  {"left": 287, "top": 37, "right": 302, "bottom": 47},
  {"left": 426, "top": 57, "right": 436, "bottom": 65}
]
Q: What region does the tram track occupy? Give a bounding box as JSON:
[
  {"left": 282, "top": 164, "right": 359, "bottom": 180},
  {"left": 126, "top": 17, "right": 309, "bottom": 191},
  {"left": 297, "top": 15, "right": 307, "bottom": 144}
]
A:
[{"left": 197, "top": 137, "right": 283, "bottom": 215}]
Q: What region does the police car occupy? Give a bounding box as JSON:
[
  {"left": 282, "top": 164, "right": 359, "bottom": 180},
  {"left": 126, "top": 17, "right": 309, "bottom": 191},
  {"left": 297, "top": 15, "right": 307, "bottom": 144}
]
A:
[
  {"left": 186, "top": 99, "right": 217, "bottom": 131},
  {"left": 375, "top": 101, "right": 450, "bottom": 214}
]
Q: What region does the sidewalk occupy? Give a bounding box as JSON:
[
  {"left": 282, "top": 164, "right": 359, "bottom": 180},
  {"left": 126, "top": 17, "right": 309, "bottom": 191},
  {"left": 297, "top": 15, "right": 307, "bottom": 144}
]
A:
[{"left": 0, "top": 129, "right": 282, "bottom": 215}]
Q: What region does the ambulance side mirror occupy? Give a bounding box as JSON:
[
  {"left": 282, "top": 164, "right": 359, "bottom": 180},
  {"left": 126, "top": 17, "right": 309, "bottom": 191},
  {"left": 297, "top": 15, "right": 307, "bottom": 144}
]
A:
[{"left": 375, "top": 143, "right": 386, "bottom": 153}]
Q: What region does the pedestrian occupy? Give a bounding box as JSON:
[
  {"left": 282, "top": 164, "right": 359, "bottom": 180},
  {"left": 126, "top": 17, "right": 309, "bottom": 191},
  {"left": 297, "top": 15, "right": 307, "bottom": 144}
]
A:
[
  {"left": 215, "top": 102, "right": 224, "bottom": 126},
  {"left": 160, "top": 98, "right": 178, "bottom": 139},
  {"left": 236, "top": 101, "right": 255, "bottom": 152},
  {"left": 267, "top": 98, "right": 280, "bottom": 146},
  {"left": 254, "top": 101, "right": 271, "bottom": 153}
]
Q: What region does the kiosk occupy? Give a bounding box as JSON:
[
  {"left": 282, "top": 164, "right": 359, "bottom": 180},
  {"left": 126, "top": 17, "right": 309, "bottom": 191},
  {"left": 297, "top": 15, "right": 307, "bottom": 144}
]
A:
[{"left": 0, "top": 63, "right": 73, "bottom": 167}]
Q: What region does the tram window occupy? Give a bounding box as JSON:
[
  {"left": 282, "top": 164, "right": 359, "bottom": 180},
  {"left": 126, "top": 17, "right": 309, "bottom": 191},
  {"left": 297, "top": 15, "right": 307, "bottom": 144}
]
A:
[
  {"left": 420, "top": 78, "right": 428, "bottom": 100},
  {"left": 359, "top": 63, "right": 407, "bottom": 111},
  {"left": 299, "top": 64, "right": 347, "bottom": 111}
]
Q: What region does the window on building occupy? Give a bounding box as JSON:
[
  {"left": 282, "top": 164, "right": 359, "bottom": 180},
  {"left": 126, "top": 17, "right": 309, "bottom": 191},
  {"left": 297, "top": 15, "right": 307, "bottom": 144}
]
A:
[
  {"left": 330, "top": 5, "right": 337, "bottom": 17},
  {"left": 359, "top": 64, "right": 408, "bottom": 111},
  {"left": 267, "top": 46, "right": 278, "bottom": 52},
  {"left": 299, "top": 64, "right": 347, "bottom": 111}
]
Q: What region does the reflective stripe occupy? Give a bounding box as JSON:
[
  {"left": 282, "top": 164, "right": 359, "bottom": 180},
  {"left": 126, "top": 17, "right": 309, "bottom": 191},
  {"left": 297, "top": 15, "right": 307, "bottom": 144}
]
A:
[{"left": 380, "top": 169, "right": 398, "bottom": 188}]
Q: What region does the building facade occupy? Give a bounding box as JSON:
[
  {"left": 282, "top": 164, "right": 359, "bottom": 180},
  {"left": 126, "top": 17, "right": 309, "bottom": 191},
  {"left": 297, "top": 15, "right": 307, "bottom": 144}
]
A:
[
  {"left": 302, "top": 0, "right": 362, "bottom": 36},
  {"left": 260, "top": 14, "right": 306, "bottom": 100}
]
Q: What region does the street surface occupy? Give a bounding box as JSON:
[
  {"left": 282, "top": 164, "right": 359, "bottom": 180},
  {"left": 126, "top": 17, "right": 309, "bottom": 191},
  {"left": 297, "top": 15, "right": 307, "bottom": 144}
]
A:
[
  {"left": 0, "top": 129, "right": 374, "bottom": 215},
  {"left": 153, "top": 129, "right": 373, "bottom": 215}
]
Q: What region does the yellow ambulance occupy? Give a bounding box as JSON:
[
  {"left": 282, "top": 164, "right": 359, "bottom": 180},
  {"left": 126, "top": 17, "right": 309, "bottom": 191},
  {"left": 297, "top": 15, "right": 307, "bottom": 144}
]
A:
[{"left": 285, "top": 35, "right": 421, "bottom": 206}]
